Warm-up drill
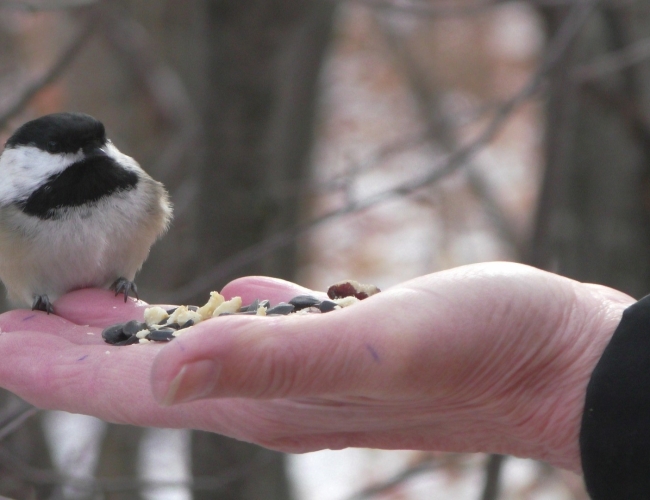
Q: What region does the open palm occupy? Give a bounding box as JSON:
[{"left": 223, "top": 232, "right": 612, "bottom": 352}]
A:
[{"left": 0, "top": 262, "right": 631, "bottom": 473}]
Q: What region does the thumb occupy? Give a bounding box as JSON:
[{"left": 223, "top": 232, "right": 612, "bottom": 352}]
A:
[{"left": 149, "top": 298, "right": 397, "bottom": 405}]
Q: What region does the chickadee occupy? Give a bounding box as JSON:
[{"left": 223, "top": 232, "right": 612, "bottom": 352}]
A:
[{"left": 0, "top": 112, "right": 172, "bottom": 313}]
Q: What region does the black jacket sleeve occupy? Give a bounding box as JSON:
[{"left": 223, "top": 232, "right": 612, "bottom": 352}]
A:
[{"left": 580, "top": 294, "right": 650, "bottom": 499}]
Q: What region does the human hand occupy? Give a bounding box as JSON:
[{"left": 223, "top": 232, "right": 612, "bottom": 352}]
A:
[{"left": 0, "top": 262, "right": 633, "bottom": 472}]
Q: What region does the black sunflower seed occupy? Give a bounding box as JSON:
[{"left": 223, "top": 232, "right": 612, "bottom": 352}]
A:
[
  {"left": 220, "top": 311, "right": 258, "bottom": 316},
  {"left": 166, "top": 307, "right": 178, "bottom": 315},
  {"left": 242, "top": 299, "right": 260, "bottom": 312},
  {"left": 266, "top": 303, "right": 295, "bottom": 315},
  {"left": 188, "top": 305, "right": 199, "bottom": 312},
  {"left": 166, "top": 323, "right": 181, "bottom": 330},
  {"left": 123, "top": 320, "right": 148, "bottom": 336},
  {"left": 289, "top": 295, "right": 320, "bottom": 310},
  {"left": 115, "top": 334, "right": 140, "bottom": 346},
  {"left": 318, "top": 300, "right": 338, "bottom": 313},
  {"left": 180, "top": 319, "right": 195, "bottom": 329},
  {"left": 147, "top": 329, "right": 176, "bottom": 342},
  {"left": 102, "top": 323, "right": 127, "bottom": 344}
]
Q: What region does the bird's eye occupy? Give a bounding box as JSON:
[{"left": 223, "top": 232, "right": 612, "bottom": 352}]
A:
[{"left": 46, "top": 141, "right": 58, "bottom": 153}]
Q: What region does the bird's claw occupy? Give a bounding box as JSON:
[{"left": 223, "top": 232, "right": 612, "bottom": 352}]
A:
[
  {"left": 32, "top": 294, "right": 54, "bottom": 314},
  {"left": 110, "top": 277, "right": 139, "bottom": 302}
]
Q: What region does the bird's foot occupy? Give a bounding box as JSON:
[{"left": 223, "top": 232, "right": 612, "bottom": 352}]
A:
[
  {"left": 110, "top": 277, "right": 139, "bottom": 302},
  {"left": 32, "top": 294, "right": 54, "bottom": 314}
]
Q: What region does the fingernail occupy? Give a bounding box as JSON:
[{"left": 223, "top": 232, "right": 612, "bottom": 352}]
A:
[{"left": 161, "top": 359, "right": 221, "bottom": 406}]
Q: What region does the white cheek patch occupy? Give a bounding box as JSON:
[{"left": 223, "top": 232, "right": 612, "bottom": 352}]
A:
[
  {"left": 0, "top": 146, "right": 83, "bottom": 205},
  {"left": 104, "top": 143, "right": 144, "bottom": 174}
]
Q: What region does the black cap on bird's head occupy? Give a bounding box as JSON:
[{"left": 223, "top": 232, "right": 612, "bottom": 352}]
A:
[
  {"left": 5, "top": 112, "right": 107, "bottom": 155},
  {"left": 0, "top": 112, "right": 139, "bottom": 220}
]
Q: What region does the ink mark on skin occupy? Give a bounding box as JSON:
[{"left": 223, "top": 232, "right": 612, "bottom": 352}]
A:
[
  {"left": 366, "top": 344, "right": 380, "bottom": 362},
  {"left": 77, "top": 354, "right": 89, "bottom": 361},
  {"left": 22, "top": 314, "right": 36, "bottom": 321}
]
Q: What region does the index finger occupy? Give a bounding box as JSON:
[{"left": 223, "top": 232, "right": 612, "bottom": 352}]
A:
[
  {"left": 220, "top": 276, "right": 327, "bottom": 304},
  {"left": 53, "top": 289, "right": 150, "bottom": 327},
  {"left": 53, "top": 277, "right": 324, "bottom": 329}
]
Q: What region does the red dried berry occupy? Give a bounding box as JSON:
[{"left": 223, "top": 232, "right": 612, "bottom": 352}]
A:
[
  {"left": 327, "top": 281, "right": 379, "bottom": 300},
  {"left": 327, "top": 282, "right": 357, "bottom": 299}
]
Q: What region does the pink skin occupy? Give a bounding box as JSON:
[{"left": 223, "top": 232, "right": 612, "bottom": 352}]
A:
[{"left": 0, "top": 262, "right": 633, "bottom": 472}]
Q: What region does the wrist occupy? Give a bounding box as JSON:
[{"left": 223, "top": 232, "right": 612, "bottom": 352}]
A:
[
  {"left": 527, "top": 284, "right": 631, "bottom": 472},
  {"left": 580, "top": 291, "right": 650, "bottom": 497},
  {"left": 443, "top": 281, "right": 632, "bottom": 472}
]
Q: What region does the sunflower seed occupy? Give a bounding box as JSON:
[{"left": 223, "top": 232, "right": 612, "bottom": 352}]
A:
[
  {"left": 102, "top": 323, "right": 127, "bottom": 344},
  {"left": 148, "top": 329, "right": 175, "bottom": 342},
  {"left": 103, "top": 280, "right": 379, "bottom": 346},
  {"left": 266, "top": 303, "right": 295, "bottom": 315},
  {"left": 240, "top": 299, "right": 260, "bottom": 312},
  {"left": 115, "top": 335, "right": 140, "bottom": 346},
  {"left": 289, "top": 295, "right": 320, "bottom": 310},
  {"left": 317, "top": 300, "right": 338, "bottom": 313},
  {"left": 123, "top": 320, "right": 148, "bottom": 336}
]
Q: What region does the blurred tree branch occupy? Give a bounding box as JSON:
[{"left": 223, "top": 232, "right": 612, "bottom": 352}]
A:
[
  {"left": 0, "top": 404, "right": 37, "bottom": 443},
  {"left": 573, "top": 34, "right": 650, "bottom": 82},
  {"left": 0, "top": 15, "right": 95, "bottom": 130},
  {"left": 0, "top": 445, "right": 276, "bottom": 494},
  {"left": 528, "top": 1, "right": 650, "bottom": 297},
  {"left": 375, "top": 11, "right": 523, "bottom": 256},
  {"left": 91, "top": 4, "right": 201, "bottom": 184},
  {"left": 0, "top": 0, "right": 97, "bottom": 10},
  {"left": 337, "top": 0, "right": 631, "bottom": 19},
  {"left": 345, "top": 456, "right": 438, "bottom": 500},
  {"left": 0, "top": 393, "right": 52, "bottom": 498},
  {"left": 274, "top": 97, "right": 503, "bottom": 206},
  {"left": 170, "top": 0, "right": 596, "bottom": 302}
]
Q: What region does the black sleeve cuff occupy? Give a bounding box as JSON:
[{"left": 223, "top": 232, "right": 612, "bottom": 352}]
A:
[{"left": 580, "top": 294, "right": 650, "bottom": 499}]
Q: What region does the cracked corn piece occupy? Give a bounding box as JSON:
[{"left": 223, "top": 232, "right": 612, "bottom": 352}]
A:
[
  {"left": 212, "top": 297, "right": 243, "bottom": 317},
  {"left": 198, "top": 291, "right": 225, "bottom": 320},
  {"left": 144, "top": 306, "right": 169, "bottom": 327}
]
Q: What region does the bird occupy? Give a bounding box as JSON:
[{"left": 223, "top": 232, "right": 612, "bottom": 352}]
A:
[{"left": 0, "top": 112, "right": 172, "bottom": 314}]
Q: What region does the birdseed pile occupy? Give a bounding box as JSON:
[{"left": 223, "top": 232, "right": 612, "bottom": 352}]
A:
[{"left": 102, "top": 280, "right": 380, "bottom": 345}]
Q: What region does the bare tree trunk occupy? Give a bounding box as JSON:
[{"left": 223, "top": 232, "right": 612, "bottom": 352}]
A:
[
  {"left": 532, "top": 3, "right": 650, "bottom": 298},
  {"left": 0, "top": 393, "right": 54, "bottom": 499},
  {"left": 94, "top": 425, "right": 143, "bottom": 499},
  {"left": 190, "top": 2, "right": 335, "bottom": 499},
  {"left": 195, "top": 0, "right": 336, "bottom": 293}
]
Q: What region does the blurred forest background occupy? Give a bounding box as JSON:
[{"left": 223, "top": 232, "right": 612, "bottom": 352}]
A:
[{"left": 0, "top": 0, "right": 649, "bottom": 498}]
